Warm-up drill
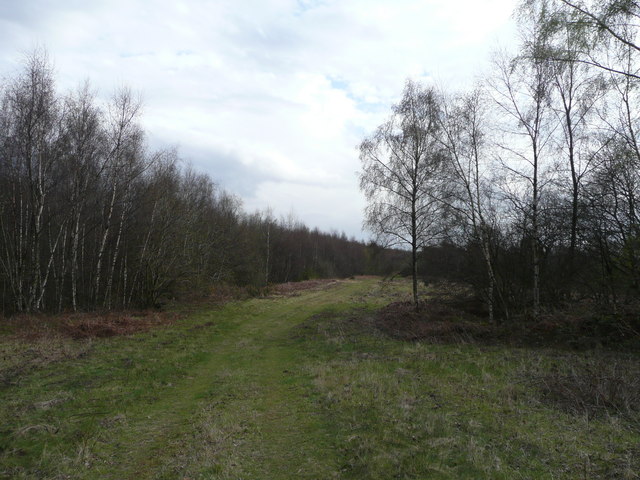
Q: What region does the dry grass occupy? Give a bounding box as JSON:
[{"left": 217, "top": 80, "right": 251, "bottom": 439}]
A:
[
  {"left": 306, "top": 303, "right": 640, "bottom": 479},
  {"left": 0, "top": 309, "right": 180, "bottom": 389},
  {"left": 372, "top": 280, "right": 640, "bottom": 349},
  {"left": 375, "top": 300, "right": 494, "bottom": 343},
  {"left": 3, "top": 310, "right": 179, "bottom": 340},
  {"left": 0, "top": 334, "right": 93, "bottom": 386},
  {"left": 270, "top": 278, "right": 341, "bottom": 297},
  {"left": 529, "top": 355, "right": 640, "bottom": 420}
]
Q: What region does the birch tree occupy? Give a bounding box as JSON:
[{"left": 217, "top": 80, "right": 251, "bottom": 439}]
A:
[
  {"left": 58, "top": 81, "right": 105, "bottom": 310},
  {"left": 438, "top": 87, "right": 508, "bottom": 321},
  {"left": 94, "top": 87, "right": 143, "bottom": 307},
  {"left": 0, "top": 50, "right": 62, "bottom": 311},
  {"left": 359, "top": 80, "right": 444, "bottom": 308},
  {"left": 490, "top": 41, "right": 556, "bottom": 319}
]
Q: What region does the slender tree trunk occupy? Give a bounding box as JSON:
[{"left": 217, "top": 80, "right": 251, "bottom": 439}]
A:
[
  {"left": 532, "top": 146, "right": 540, "bottom": 320},
  {"left": 70, "top": 213, "right": 82, "bottom": 311},
  {"left": 94, "top": 181, "right": 117, "bottom": 305},
  {"left": 567, "top": 116, "right": 579, "bottom": 276},
  {"left": 37, "top": 220, "right": 66, "bottom": 310},
  {"left": 412, "top": 241, "right": 418, "bottom": 309},
  {"left": 56, "top": 223, "right": 69, "bottom": 312},
  {"left": 105, "top": 200, "right": 126, "bottom": 309},
  {"left": 265, "top": 222, "right": 270, "bottom": 286},
  {"left": 121, "top": 252, "right": 128, "bottom": 307},
  {"left": 129, "top": 199, "right": 157, "bottom": 305},
  {"left": 411, "top": 188, "right": 419, "bottom": 310}
]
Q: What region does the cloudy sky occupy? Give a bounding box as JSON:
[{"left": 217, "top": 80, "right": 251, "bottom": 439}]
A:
[{"left": 0, "top": 0, "right": 517, "bottom": 239}]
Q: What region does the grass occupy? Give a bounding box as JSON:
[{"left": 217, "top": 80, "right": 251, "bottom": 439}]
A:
[{"left": 0, "top": 277, "right": 638, "bottom": 479}]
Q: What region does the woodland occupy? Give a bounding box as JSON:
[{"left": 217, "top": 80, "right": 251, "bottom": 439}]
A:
[
  {"left": 360, "top": 0, "right": 640, "bottom": 328},
  {"left": 2, "top": 0, "right": 640, "bottom": 329},
  {"left": 0, "top": 57, "right": 403, "bottom": 314}
]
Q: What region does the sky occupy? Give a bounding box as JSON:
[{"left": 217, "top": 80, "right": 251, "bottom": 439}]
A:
[{"left": 0, "top": 0, "right": 517, "bottom": 239}]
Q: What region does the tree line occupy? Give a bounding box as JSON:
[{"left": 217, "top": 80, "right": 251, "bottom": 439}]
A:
[
  {"left": 360, "top": 0, "right": 640, "bottom": 321},
  {"left": 0, "top": 51, "right": 404, "bottom": 314}
]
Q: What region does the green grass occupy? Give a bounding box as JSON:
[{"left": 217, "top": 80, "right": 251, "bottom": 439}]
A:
[{"left": 1, "top": 278, "right": 638, "bottom": 479}]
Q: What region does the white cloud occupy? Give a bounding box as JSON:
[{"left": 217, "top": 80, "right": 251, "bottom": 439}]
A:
[{"left": 0, "top": 0, "right": 518, "bottom": 238}]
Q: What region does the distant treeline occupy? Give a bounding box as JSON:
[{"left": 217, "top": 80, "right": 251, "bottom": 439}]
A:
[{"left": 0, "top": 52, "right": 405, "bottom": 314}]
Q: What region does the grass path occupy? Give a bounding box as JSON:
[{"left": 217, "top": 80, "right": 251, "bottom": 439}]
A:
[
  {"left": 119, "top": 283, "right": 363, "bottom": 479},
  {"left": 1, "top": 277, "right": 638, "bottom": 479},
  {"left": 0, "top": 279, "right": 380, "bottom": 479}
]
